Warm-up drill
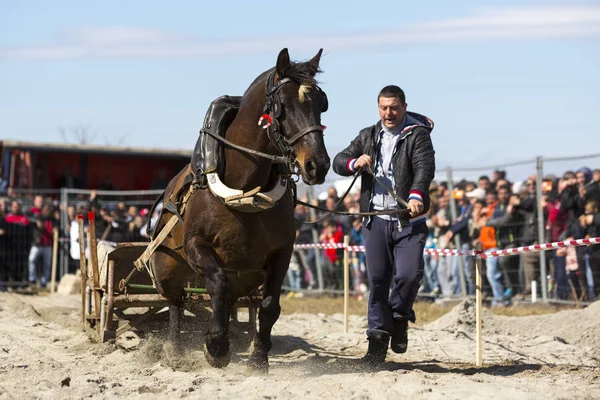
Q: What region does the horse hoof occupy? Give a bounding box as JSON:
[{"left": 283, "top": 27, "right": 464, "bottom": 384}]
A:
[
  {"left": 246, "top": 357, "right": 269, "bottom": 374},
  {"left": 203, "top": 343, "right": 231, "bottom": 368},
  {"left": 163, "top": 342, "right": 184, "bottom": 368}
]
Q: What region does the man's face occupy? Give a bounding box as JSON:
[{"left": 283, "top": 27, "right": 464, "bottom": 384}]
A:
[
  {"left": 33, "top": 196, "right": 43, "bottom": 209},
  {"left": 478, "top": 179, "right": 490, "bottom": 190},
  {"left": 526, "top": 180, "right": 536, "bottom": 194},
  {"left": 584, "top": 203, "right": 597, "bottom": 215},
  {"left": 576, "top": 172, "right": 586, "bottom": 186},
  {"left": 343, "top": 196, "right": 353, "bottom": 209},
  {"left": 11, "top": 201, "right": 20, "bottom": 214},
  {"left": 498, "top": 188, "right": 509, "bottom": 204},
  {"left": 326, "top": 197, "right": 336, "bottom": 209},
  {"left": 378, "top": 96, "right": 406, "bottom": 129},
  {"left": 438, "top": 195, "right": 448, "bottom": 208},
  {"left": 486, "top": 193, "right": 497, "bottom": 206},
  {"left": 495, "top": 179, "right": 508, "bottom": 191}
]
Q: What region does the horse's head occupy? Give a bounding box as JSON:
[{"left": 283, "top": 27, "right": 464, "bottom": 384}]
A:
[{"left": 262, "top": 48, "right": 331, "bottom": 185}]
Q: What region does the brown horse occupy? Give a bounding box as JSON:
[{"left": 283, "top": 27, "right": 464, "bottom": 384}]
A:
[{"left": 150, "top": 48, "right": 330, "bottom": 371}]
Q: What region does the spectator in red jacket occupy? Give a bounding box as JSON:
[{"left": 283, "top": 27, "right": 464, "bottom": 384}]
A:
[
  {"left": 320, "top": 220, "right": 343, "bottom": 290},
  {"left": 28, "top": 203, "right": 55, "bottom": 289}
]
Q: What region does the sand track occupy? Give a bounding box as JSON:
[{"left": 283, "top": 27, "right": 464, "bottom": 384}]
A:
[{"left": 0, "top": 293, "right": 599, "bottom": 399}]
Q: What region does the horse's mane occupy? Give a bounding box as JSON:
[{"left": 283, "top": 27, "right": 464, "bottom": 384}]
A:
[
  {"left": 243, "top": 60, "right": 322, "bottom": 98},
  {"left": 284, "top": 60, "right": 321, "bottom": 86}
]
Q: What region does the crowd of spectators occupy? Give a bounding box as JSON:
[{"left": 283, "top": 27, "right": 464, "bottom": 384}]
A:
[
  {"left": 0, "top": 190, "right": 154, "bottom": 291},
  {"left": 2, "top": 166, "right": 599, "bottom": 306},
  {"left": 290, "top": 167, "right": 600, "bottom": 305}
]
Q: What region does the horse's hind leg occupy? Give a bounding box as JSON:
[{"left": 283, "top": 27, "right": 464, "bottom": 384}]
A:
[
  {"left": 163, "top": 299, "right": 185, "bottom": 364},
  {"left": 168, "top": 300, "right": 184, "bottom": 345},
  {"left": 185, "top": 238, "right": 231, "bottom": 368},
  {"left": 247, "top": 250, "right": 291, "bottom": 373}
]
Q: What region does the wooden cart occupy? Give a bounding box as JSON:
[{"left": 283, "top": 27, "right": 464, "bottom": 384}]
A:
[{"left": 78, "top": 214, "right": 258, "bottom": 343}]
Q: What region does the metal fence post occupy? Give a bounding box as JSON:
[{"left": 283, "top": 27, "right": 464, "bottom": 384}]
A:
[
  {"left": 306, "top": 187, "right": 324, "bottom": 291},
  {"left": 535, "top": 156, "right": 548, "bottom": 300},
  {"left": 60, "top": 187, "right": 68, "bottom": 279},
  {"left": 446, "top": 167, "right": 467, "bottom": 297}
]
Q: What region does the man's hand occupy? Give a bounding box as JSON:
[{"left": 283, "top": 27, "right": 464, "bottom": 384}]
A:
[
  {"left": 408, "top": 198, "right": 424, "bottom": 216},
  {"left": 353, "top": 155, "right": 372, "bottom": 170},
  {"left": 580, "top": 214, "right": 593, "bottom": 227},
  {"left": 444, "top": 230, "right": 454, "bottom": 242}
]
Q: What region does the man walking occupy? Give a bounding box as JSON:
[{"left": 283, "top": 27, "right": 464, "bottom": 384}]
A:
[{"left": 333, "top": 85, "right": 435, "bottom": 363}]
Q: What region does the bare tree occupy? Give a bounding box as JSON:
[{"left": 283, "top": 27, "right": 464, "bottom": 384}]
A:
[
  {"left": 103, "top": 132, "right": 129, "bottom": 147},
  {"left": 59, "top": 122, "right": 97, "bottom": 145},
  {"left": 59, "top": 123, "right": 129, "bottom": 147}
]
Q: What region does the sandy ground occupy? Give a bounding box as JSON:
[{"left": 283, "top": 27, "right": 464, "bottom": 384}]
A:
[{"left": 0, "top": 292, "right": 599, "bottom": 400}]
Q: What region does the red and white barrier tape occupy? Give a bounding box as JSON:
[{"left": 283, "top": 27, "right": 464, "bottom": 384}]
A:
[
  {"left": 294, "top": 237, "right": 600, "bottom": 259},
  {"left": 294, "top": 243, "right": 346, "bottom": 250},
  {"left": 424, "top": 248, "right": 476, "bottom": 256},
  {"left": 480, "top": 237, "right": 600, "bottom": 258},
  {"left": 293, "top": 243, "right": 362, "bottom": 252}
]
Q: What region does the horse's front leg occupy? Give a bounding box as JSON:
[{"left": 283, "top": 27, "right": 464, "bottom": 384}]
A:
[
  {"left": 247, "top": 250, "right": 291, "bottom": 373},
  {"left": 185, "top": 238, "right": 231, "bottom": 368}
]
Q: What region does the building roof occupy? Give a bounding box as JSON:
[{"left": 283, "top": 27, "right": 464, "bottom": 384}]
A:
[{"left": 1, "top": 139, "right": 192, "bottom": 158}]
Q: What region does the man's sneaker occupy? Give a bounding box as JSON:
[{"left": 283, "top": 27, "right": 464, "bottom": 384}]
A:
[
  {"left": 391, "top": 316, "right": 409, "bottom": 354},
  {"left": 361, "top": 329, "right": 390, "bottom": 364}
]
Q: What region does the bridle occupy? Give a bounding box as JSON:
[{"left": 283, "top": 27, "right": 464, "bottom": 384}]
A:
[
  {"left": 262, "top": 71, "right": 328, "bottom": 174},
  {"left": 201, "top": 70, "right": 328, "bottom": 177}
]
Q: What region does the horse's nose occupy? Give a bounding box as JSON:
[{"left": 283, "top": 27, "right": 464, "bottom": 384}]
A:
[
  {"left": 305, "top": 159, "right": 318, "bottom": 179},
  {"left": 304, "top": 156, "right": 330, "bottom": 184}
]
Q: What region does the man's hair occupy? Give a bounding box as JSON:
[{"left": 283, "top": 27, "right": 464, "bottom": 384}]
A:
[
  {"left": 587, "top": 200, "right": 599, "bottom": 211},
  {"left": 475, "top": 199, "right": 486, "bottom": 208},
  {"left": 378, "top": 85, "right": 405, "bottom": 104},
  {"left": 479, "top": 175, "right": 490, "bottom": 182}
]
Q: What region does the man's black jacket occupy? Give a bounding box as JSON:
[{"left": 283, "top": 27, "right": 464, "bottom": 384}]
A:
[{"left": 333, "top": 112, "right": 435, "bottom": 226}]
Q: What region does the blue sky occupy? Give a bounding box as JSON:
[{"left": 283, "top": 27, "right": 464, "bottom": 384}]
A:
[{"left": 1, "top": 1, "right": 599, "bottom": 183}]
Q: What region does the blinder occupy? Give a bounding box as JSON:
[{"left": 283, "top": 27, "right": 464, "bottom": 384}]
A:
[
  {"left": 316, "top": 86, "right": 328, "bottom": 113},
  {"left": 262, "top": 70, "right": 327, "bottom": 173}
]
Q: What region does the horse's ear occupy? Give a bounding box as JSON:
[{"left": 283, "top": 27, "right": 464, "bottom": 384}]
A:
[
  {"left": 309, "top": 48, "right": 323, "bottom": 71},
  {"left": 276, "top": 48, "right": 290, "bottom": 78}
]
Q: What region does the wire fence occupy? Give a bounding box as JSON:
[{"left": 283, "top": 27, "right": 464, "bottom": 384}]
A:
[{"left": 2, "top": 152, "right": 599, "bottom": 304}]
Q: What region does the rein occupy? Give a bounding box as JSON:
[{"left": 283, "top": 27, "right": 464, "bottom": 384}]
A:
[
  {"left": 202, "top": 129, "right": 289, "bottom": 164},
  {"left": 297, "top": 165, "right": 413, "bottom": 225}
]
